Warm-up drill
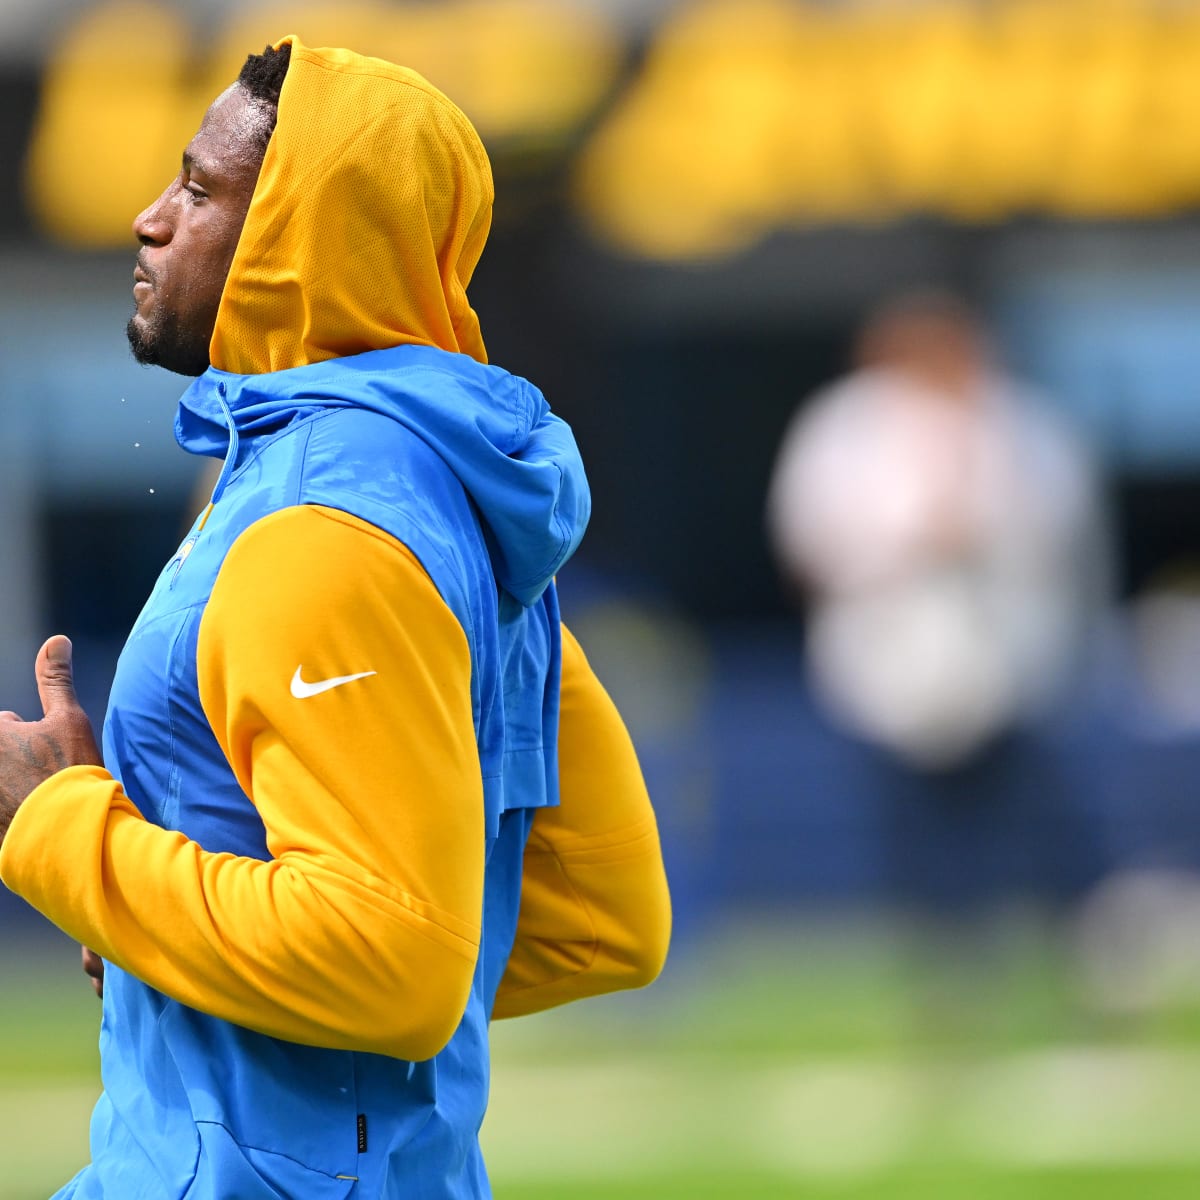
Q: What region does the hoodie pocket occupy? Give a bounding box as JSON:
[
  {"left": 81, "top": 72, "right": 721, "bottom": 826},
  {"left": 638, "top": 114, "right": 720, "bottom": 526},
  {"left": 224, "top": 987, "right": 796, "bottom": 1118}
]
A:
[
  {"left": 182, "top": 1121, "right": 358, "bottom": 1200},
  {"left": 158, "top": 1002, "right": 360, "bottom": 1187}
]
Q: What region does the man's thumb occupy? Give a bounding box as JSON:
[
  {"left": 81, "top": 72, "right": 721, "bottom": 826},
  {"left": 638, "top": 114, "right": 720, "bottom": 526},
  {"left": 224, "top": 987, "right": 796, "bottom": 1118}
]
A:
[{"left": 36, "top": 634, "right": 77, "bottom": 715}]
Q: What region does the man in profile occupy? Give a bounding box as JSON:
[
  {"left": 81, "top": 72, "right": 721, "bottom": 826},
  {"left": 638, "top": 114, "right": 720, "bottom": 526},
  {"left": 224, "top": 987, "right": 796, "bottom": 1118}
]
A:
[{"left": 0, "top": 37, "right": 670, "bottom": 1199}]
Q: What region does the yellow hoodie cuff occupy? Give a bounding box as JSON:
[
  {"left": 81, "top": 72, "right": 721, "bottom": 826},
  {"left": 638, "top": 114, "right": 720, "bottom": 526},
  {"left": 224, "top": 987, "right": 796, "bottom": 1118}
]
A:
[{"left": 0, "top": 763, "right": 148, "bottom": 945}]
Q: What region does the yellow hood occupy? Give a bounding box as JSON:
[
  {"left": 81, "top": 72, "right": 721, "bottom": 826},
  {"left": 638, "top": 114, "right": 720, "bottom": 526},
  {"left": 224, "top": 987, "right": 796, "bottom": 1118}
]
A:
[{"left": 211, "top": 35, "right": 493, "bottom": 374}]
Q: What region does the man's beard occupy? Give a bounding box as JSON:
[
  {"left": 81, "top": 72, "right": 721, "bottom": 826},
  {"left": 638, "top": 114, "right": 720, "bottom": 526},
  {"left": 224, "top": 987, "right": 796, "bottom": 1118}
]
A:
[{"left": 126, "top": 307, "right": 211, "bottom": 377}]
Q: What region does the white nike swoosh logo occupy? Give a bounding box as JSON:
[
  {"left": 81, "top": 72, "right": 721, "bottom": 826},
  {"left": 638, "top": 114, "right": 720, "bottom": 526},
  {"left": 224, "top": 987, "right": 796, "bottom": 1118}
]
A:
[{"left": 290, "top": 666, "right": 378, "bottom": 699}]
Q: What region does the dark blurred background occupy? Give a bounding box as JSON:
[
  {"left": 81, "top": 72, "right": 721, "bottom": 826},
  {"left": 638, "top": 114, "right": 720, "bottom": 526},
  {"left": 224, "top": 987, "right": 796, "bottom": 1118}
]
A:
[{"left": 7, "top": 2, "right": 1200, "bottom": 1196}]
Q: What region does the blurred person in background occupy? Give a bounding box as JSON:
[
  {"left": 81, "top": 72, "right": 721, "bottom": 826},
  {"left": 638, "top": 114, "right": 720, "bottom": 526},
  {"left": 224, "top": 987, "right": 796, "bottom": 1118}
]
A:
[
  {"left": 0, "top": 36, "right": 669, "bottom": 1200},
  {"left": 767, "top": 290, "right": 1110, "bottom": 771}
]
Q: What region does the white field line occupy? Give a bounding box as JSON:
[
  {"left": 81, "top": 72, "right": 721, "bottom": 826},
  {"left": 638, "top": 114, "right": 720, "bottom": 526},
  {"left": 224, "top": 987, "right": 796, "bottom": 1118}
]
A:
[{"left": 482, "top": 1048, "right": 1200, "bottom": 1181}]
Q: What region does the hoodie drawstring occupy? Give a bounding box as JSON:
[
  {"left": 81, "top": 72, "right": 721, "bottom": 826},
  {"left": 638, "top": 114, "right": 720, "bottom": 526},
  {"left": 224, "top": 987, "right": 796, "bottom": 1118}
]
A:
[
  {"left": 210, "top": 381, "right": 240, "bottom": 506},
  {"left": 195, "top": 381, "right": 239, "bottom": 535}
]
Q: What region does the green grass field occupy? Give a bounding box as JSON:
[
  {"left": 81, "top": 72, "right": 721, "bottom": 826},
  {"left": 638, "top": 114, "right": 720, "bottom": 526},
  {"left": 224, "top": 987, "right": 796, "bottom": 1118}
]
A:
[{"left": 4, "top": 918, "right": 1200, "bottom": 1199}]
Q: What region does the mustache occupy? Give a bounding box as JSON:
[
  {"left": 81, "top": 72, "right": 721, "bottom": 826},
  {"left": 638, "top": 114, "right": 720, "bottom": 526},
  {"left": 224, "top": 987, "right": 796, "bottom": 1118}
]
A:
[{"left": 134, "top": 251, "right": 156, "bottom": 287}]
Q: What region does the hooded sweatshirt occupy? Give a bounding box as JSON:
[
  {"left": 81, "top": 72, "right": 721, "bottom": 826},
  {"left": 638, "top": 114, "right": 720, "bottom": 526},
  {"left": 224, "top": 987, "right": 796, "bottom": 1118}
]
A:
[{"left": 0, "top": 37, "right": 669, "bottom": 1200}]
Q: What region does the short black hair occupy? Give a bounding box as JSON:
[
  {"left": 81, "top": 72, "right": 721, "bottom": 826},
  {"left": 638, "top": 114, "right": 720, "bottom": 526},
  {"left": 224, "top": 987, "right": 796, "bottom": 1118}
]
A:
[{"left": 237, "top": 43, "right": 292, "bottom": 150}]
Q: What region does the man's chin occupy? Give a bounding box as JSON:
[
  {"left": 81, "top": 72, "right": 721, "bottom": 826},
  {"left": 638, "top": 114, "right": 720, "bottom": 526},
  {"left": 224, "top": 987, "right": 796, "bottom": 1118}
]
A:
[
  {"left": 126, "top": 314, "right": 157, "bottom": 366},
  {"left": 126, "top": 315, "right": 208, "bottom": 377}
]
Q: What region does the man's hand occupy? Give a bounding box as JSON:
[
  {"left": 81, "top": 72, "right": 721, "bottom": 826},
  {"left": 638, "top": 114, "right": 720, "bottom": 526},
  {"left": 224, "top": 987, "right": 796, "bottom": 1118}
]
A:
[
  {"left": 82, "top": 946, "right": 105, "bottom": 999},
  {"left": 0, "top": 635, "right": 101, "bottom": 847}
]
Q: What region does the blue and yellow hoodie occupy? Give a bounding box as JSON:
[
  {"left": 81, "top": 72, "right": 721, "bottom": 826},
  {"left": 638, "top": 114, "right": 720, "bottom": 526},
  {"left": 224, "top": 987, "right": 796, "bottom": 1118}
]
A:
[{"left": 0, "top": 37, "right": 670, "bottom": 1199}]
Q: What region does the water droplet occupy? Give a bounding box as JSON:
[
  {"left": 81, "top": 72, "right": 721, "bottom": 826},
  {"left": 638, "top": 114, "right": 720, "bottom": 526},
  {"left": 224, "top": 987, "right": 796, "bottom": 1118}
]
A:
[
  {"left": 133, "top": 442, "right": 140, "bottom": 448},
  {"left": 148, "top": 488, "right": 156, "bottom": 495}
]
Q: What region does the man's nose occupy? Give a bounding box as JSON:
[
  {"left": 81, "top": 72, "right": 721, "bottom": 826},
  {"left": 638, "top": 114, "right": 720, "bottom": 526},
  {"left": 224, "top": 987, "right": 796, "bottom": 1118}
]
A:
[{"left": 132, "top": 187, "right": 172, "bottom": 246}]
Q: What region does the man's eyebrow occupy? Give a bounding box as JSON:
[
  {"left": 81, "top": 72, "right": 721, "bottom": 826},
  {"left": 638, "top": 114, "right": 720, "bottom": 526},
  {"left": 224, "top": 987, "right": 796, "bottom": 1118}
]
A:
[{"left": 182, "top": 149, "right": 211, "bottom": 176}]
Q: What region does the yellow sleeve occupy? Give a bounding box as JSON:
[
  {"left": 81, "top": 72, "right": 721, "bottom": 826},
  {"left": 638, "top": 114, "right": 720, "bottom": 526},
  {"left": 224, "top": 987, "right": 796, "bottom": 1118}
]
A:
[
  {"left": 0, "top": 504, "right": 483, "bottom": 1061},
  {"left": 492, "top": 624, "right": 671, "bottom": 1019}
]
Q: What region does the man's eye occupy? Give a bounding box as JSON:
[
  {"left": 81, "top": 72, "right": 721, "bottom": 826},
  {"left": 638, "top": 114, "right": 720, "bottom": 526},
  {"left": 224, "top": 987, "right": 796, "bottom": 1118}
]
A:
[{"left": 184, "top": 182, "right": 208, "bottom": 203}]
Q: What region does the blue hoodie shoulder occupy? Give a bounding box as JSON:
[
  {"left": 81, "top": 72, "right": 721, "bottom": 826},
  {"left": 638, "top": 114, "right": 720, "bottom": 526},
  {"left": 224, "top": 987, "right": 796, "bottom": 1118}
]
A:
[{"left": 176, "top": 344, "right": 590, "bottom": 607}]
